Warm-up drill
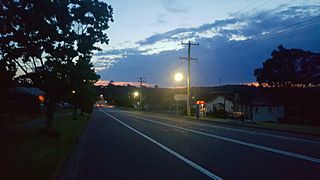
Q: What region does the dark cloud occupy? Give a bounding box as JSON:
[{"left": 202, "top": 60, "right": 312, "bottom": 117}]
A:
[{"left": 96, "top": 5, "right": 320, "bottom": 87}]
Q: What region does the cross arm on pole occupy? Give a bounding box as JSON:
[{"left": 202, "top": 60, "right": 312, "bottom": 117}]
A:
[{"left": 179, "top": 57, "right": 198, "bottom": 61}]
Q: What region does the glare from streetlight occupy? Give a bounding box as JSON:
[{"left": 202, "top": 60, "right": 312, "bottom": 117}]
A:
[
  {"left": 72, "top": 90, "right": 76, "bottom": 94},
  {"left": 133, "top": 91, "right": 139, "bottom": 97},
  {"left": 174, "top": 72, "right": 183, "bottom": 82}
]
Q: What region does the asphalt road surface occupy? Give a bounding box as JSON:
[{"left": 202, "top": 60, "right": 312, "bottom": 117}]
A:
[{"left": 58, "top": 107, "right": 320, "bottom": 180}]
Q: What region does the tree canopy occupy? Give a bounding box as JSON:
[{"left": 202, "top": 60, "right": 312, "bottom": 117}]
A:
[
  {"left": 254, "top": 45, "right": 320, "bottom": 87},
  {"left": 0, "top": 0, "right": 113, "bottom": 132}
]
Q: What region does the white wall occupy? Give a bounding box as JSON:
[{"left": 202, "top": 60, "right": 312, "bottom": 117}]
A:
[
  {"left": 252, "top": 105, "right": 284, "bottom": 122},
  {"left": 207, "top": 96, "right": 233, "bottom": 113}
]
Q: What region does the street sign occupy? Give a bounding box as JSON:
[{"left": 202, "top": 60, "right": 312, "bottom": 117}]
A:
[{"left": 174, "top": 94, "right": 187, "bottom": 101}]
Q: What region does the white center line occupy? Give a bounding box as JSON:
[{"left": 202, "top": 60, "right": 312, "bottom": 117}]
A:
[
  {"left": 119, "top": 112, "right": 320, "bottom": 164},
  {"left": 100, "top": 109, "right": 223, "bottom": 180}
]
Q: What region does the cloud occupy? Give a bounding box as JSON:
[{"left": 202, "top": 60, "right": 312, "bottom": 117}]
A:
[
  {"left": 94, "top": 5, "right": 320, "bottom": 86},
  {"left": 160, "top": 0, "right": 188, "bottom": 14}
]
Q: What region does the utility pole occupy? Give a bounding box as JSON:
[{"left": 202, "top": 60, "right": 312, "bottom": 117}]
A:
[
  {"left": 180, "top": 41, "right": 199, "bottom": 116},
  {"left": 137, "top": 77, "right": 146, "bottom": 110}
]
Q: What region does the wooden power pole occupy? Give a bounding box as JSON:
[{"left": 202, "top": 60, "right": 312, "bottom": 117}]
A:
[{"left": 180, "top": 41, "right": 199, "bottom": 116}]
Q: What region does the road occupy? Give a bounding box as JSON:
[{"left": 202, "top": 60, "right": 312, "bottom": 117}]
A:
[{"left": 58, "top": 107, "right": 320, "bottom": 180}]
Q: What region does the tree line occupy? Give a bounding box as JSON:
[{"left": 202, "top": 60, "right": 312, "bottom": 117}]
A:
[{"left": 254, "top": 45, "right": 320, "bottom": 88}]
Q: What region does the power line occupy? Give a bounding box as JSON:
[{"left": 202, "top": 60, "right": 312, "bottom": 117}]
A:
[
  {"left": 195, "top": 60, "right": 211, "bottom": 86},
  {"left": 229, "top": 16, "right": 320, "bottom": 50},
  {"left": 232, "top": 0, "right": 264, "bottom": 16},
  {"left": 213, "top": 15, "right": 320, "bottom": 51}
]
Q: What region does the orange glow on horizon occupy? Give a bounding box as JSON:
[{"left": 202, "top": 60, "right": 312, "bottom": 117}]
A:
[{"left": 95, "top": 80, "right": 154, "bottom": 87}]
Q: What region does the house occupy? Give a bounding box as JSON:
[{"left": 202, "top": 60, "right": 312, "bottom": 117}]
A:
[
  {"left": 251, "top": 95, "right": 284, "bottom": 122},
  {"left": 206, "top": 91, "right": 284, "bottom": 122},
  {"left": 7, "top": 87, "right": 45, "bottom": 115},
  {"left": 206, "top": 94, "right": 234, "bottom": 113}
]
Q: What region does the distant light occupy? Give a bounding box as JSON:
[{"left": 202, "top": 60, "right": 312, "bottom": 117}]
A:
[
  {"left": 133, "top": 91, "right": 139, "bottom": 97},
  {"left": 196, "top": 100, "right": 206, "bottom": 105},
  {"left": 100, "top": 94, "right": 103, "bottom": 97},
  {"left": 72, "top": 90, "right": 76, "bottom": 94},
  {"left": 38, "top": 95, "right": 45, "bottom": 103},
  {"left": 174, "top": 73, "right": 183, "bottom": 82}
]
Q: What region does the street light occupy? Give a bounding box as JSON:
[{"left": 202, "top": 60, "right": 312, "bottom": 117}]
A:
[
  {"left": 174, "top": 72, "right": 185, "bottom": 116},
  {"left": 174, "top": 72, "right": 183, "bottom": 82},
  {"left": 133, "top": 91, "right": 139, "bottom": 98}
]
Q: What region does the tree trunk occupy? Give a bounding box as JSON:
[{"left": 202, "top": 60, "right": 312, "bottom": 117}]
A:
[
  {"left": 80, "top": 108, "right": 84, "bottom": 116},
  {"left": 43, "top": 97, "right": 58, "bottom": 137},
  {"left": 73, "top": 104, "right": 77, "bottom": 120},
  {"left": 46, "top": 98, "right": 55, "bottom": 130}
]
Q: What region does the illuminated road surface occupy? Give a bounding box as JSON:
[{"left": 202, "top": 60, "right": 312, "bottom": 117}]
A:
[{"left": 58, "top": 107, "right": 320, "bottom": 180}]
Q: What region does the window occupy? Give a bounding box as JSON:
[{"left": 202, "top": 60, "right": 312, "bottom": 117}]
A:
[{"left": 255, "top": 107, "right": 259, "bottom": 113}]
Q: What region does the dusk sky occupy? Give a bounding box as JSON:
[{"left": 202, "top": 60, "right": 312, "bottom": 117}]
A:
[{"left": 94, "top": 0, "right": 320, "bottom": 87}]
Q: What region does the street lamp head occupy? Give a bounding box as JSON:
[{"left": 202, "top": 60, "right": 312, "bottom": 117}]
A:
[
  {"left": 133, "top": 91, "right": 139, "bottom": 97},
  {"left": 174, "top": 72, "right": 183, "bottom": 82}
]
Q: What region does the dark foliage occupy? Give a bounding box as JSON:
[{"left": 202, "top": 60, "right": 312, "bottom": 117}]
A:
[
  {"left": 0, "top": 0, "right": 113, "bottom": 131},
  {"left": 254, "top": 45, "right": 320, "bottom": 87}
]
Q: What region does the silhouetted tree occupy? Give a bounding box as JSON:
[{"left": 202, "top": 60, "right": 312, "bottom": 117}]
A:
[
  {"left": 254, "top": 45, "right": 320, "bottom": 87},
  {"left": 0, "top": 60, "right": 16, "bottom": 91},
  {"left": 71, "top": 56, "right": 100, "bottom": 118},
  {"left": 0, "top": 0, "right": 113, "bottom": 135}
]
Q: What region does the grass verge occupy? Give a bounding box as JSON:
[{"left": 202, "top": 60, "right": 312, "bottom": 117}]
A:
[{"left": 1, "top": 113, "right": 90, "bottom": 180}]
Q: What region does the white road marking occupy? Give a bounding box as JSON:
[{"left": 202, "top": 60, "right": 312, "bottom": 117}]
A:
[
  {"left": 117, "top": 112, "right": 320, "bottom": 164},
  {"left": 113, "top": 109, "right": 320, "bottom": 144},
  {"left": 181, "top": 120, "right": 320, "bottom": 144},
  {"left": 100, "top": 109, "right": 223, "bottom": 180},
  {"left": 109, "top": 108, "right": 320, "bottom": 144}
]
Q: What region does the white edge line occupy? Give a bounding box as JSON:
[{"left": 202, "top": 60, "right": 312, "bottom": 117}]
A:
[
  {"left": 113, "top": 109, "right": 320, "bottom": 144},
  {"left": 124, "top": 113, "right": 320, "bottom": 164},
  {"left": 114, "top": 109, "right": 320, "bottom": 144},
  {"left": 100, "top": 109, "right": 223, "bottom": 180},
  {"left": 183, "top": 120, "right": 320, "bottom": 144}
]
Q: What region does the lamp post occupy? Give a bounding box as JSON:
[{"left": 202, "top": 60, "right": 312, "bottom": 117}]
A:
[
  {"left": 174, "top": 72, "right": 185, "bottom": 115},
  {"left": 72, "top": 90, "right": 77, "bottom": 119},
  {"left": 133, "top": 91, "right": 139, "bottom": 109}
]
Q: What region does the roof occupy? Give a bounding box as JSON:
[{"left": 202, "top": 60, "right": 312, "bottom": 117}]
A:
[
  {"left": 251, "top": 94, "right": 280, "bottom": 106},
  {"left": 208, "top": 90, "right": 281, "bottom": 106},
  {"left": 13, "top": 87, "right": 45, "bottom": 96},
  {"left": 207, "top": 93, "right": 234, "bottom": 103}
]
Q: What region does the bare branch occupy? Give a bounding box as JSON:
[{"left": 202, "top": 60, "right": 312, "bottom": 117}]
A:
[
  {"left": 13, "top": 59, "right": 28, "bottom": 75},
  {"left": 32, "top": 57, "right": 37, "bottom": 71}
]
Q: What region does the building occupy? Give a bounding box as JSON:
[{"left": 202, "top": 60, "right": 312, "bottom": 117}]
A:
[
  {"left": 251, "top": 96, "right": 284, "bottom": 122},
  {"left": 206, "top": 91, "right": 284, "bottom": 122},
  {"left": 206, "top": 94, "right": 234, "bottom": 113},
  {"left": 7, "top": 87, "right": 45, "bottom": 115}
]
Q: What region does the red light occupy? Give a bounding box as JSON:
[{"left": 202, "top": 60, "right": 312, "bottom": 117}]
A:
[
  {"left": 38, "top": 95, "right": 45, "bottom": 103},
  {"left": 196, "top": 100, "right": 206, "bottom": 105}
]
